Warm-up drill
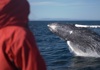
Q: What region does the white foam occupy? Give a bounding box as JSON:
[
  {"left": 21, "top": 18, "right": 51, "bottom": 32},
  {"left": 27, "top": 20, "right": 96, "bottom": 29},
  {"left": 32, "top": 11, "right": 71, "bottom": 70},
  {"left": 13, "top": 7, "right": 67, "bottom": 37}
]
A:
[{"left": 75, "top": 24, "right": 100, "bottom": 28}]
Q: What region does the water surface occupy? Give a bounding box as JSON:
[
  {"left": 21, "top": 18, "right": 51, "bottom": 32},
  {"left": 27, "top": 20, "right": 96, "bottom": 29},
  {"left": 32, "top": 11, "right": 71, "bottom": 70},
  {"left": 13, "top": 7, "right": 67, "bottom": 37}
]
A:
[{"left": 29, "top": 21, "right": 100, "bottom": 70}]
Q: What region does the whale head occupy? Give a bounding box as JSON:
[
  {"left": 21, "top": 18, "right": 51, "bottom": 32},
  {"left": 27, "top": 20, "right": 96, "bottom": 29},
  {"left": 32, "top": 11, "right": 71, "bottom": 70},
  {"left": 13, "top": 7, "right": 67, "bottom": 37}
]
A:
[{"left": 48, "top": 23, "right": 79, "bottom": 40}]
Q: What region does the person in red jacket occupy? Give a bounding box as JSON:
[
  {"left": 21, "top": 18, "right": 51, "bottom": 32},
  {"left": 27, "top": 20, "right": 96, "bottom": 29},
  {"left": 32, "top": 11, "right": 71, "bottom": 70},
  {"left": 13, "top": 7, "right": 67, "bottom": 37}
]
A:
[{"left": 0, "top": 0, "right": 47, "bottom": 70}]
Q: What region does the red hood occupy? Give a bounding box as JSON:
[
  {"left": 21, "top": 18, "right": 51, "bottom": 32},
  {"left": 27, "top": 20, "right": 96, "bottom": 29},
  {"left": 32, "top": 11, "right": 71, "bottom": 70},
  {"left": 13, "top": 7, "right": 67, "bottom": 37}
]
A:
[{"left": 0, "top": 0, "right": 30, "bottom": 28}]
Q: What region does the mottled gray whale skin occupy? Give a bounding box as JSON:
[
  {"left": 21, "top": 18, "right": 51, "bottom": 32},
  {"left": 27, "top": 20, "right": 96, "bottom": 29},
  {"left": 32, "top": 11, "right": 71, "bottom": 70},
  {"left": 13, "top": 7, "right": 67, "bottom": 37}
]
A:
[{"left": 48, "top": 23, "right": 100, "bottom": 57}]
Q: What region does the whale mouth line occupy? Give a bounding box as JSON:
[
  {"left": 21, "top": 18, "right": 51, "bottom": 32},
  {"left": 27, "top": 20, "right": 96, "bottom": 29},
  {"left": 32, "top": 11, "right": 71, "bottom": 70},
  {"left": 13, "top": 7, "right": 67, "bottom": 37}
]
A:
[
  {"left": 48, "top": 24, "right": 53, "bottom": 32},
  {"left": 49, "top": 27, "right": 53, "bottom": 32},
  {"left": 47, "top": 24, "right": 57, "bottom": 33},
  {"left": 48, "top": 24, "right": 57, "bottom": 29}
]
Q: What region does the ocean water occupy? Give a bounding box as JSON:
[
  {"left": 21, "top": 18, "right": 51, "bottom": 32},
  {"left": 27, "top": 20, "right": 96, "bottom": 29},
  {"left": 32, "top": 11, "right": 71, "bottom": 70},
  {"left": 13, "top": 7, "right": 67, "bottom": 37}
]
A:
[{"left": 29, "top": 21, "right": 100, "bottom": 70}]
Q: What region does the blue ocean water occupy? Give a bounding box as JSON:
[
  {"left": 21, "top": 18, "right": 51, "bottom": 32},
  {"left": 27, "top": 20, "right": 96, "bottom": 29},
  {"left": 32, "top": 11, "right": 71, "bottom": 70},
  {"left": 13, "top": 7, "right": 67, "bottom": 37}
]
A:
[{"left": 29, "top": 21, "right": 100, "bottom": 70}]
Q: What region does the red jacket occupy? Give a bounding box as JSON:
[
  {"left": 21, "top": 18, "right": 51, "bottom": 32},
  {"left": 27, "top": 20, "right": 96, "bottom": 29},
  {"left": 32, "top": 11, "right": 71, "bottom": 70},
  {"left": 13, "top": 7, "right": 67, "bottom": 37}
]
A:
[{"left": 0, "top": 0, "right": 46, "bottom": 70}]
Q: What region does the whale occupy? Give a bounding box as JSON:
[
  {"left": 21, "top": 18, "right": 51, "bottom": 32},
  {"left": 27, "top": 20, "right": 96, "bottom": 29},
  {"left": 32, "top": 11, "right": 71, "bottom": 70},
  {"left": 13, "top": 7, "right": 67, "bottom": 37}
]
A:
[{"left": 47, "top": 23, "right": 100, "bottom": 57}]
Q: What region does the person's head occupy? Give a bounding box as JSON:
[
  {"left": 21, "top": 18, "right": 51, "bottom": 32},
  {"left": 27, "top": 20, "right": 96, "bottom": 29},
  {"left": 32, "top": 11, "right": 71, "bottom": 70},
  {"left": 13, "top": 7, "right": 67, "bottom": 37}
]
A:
[{"left": 0, "top": 0, "right": 30, "bottom": 28}]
